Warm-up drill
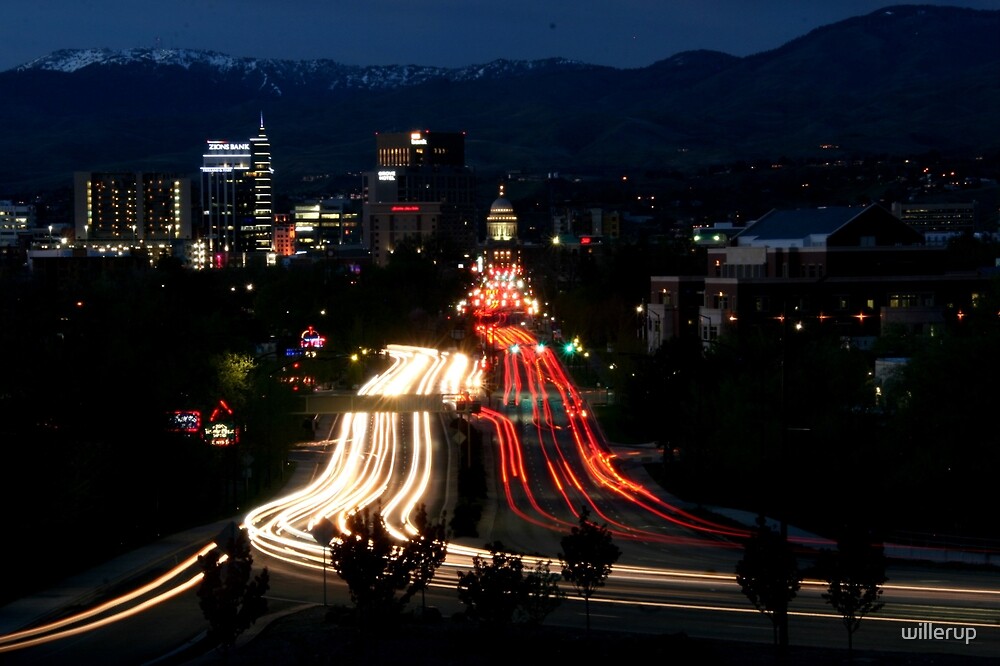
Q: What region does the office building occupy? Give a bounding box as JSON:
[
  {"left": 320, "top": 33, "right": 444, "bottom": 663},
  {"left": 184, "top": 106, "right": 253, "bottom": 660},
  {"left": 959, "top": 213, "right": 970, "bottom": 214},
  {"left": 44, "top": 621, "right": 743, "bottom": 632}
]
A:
[
  {"left": 292, "top": 198, "right": 361, "bottom": 253},
  {"left": 890, "top": 201, "right": 980, "bottom": 244},
  {"left": 200, "top": 139, "right": 251, "bottom": 259},
  {"left": 366, "top": 202, "right": 442, "bottom": 265},
  {"left": 200, "top": 117, "right": 275, "bottom": 263},
  {"left": 363, "top": 130, "right": 477, "bottom": 265}
]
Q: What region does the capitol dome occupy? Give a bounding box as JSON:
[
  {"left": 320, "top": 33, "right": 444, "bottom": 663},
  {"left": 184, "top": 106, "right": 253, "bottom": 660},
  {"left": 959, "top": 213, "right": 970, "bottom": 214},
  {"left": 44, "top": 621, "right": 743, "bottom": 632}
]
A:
[
  {"left": 490, "top": 196, "right": 514, "bottom": 215},
  {"left": 486, "top": 184, "right": 518, "bottom": 242}
]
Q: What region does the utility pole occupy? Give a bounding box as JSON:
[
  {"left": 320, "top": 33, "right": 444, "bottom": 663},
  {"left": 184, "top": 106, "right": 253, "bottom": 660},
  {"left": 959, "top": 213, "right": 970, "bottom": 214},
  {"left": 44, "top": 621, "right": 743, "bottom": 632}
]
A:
[{"left": 777, "top": 305, "right": 790, "bottom": 652}]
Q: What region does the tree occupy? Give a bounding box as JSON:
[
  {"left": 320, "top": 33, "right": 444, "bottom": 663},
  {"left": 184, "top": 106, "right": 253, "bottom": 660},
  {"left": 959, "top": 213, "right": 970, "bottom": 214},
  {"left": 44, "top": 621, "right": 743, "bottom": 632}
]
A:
[
  {"left": 328, "top": 506, "right": 415, "bottom": 623},
  {"left": 820, "top": 528, "right": 888, "bottom": 660},
  {"left": 456, "top": 541, "right": 563, "bottom": 626},
  {"left": 734, "top": 514, "right": 801, "bottom": 650},
  {"left": 401, "top": 503, "right": 448, "bottom": 613},
  {"left": 196, "top": 522, "right": 270, "bottom": 650},
  {"left": 558, "top": 507, "right": 622, "bottom": 633},
  {"left": 520, "top": 558, "right": 566, "bottom": 626}
]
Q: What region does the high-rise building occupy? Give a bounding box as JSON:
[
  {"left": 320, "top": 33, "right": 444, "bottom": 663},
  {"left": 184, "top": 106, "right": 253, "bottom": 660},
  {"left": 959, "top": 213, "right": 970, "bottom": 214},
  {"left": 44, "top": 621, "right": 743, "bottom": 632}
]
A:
[
  {"left": 200, "top": 139, "right": 251, "bottom": 258},
  {"left": 363, "top": 130, "right": 477, "bottom": 265},
  {"left": 376, "top": 130, "right": 465, "bottom": 168},
  {"left": 74, "top": 171, "right": 191, "bottom": 243},
  {"left": 248, "top": 117, "right": 274, "bottom": 252},
  {"left": 200, "top": 117, "right": 275, "bottom": 263}
]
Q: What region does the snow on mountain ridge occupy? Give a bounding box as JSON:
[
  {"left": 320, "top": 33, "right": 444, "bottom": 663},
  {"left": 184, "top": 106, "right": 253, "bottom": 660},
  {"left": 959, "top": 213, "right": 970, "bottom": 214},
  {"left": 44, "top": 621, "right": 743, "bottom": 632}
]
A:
[{"left": 15, "top": 48, "right": 593, "bottom": 91}]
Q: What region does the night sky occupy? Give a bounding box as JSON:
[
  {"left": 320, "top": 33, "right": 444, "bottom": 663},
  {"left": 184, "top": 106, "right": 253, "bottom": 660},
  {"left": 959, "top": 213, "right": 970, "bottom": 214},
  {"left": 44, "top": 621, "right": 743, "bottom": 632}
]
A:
[{"left": 4, "top": 1, "right": 1000, "bottom": 72}]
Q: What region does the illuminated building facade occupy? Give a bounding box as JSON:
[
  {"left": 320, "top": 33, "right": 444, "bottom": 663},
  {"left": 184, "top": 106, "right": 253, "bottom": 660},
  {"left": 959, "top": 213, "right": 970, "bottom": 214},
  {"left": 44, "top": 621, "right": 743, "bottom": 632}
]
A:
[
  {"left": 486, "top": 184, "right": 518, "bottom": 242},
  {"left": 363, "top": 130, "right": 477, "bottom": 264},
  {"left": 273, "top": 214, "right": 295, "bottom": 256},
  {"left": 376, "top": 130, "right": 465, "bottom": 167},
  {"left": 247, "top": 118, "right": 274, "bottom": 252},
  {"left": 292, "top": 198, "right": 361, "bottom": 253},
  {"left": 200, "top": 139, "right": 251, "bottom": 260},
  {"left": 74, "top": 171, "right": 191, "bottom": 243},
  {"left": 0, "top": 200, "right": 34, "bottom": 247},
  {"left": 200, "top": 117, "right": 275, "bottom": 264},
  {"left": 890, "top": 201, "right": 980, "bottom": 244}
]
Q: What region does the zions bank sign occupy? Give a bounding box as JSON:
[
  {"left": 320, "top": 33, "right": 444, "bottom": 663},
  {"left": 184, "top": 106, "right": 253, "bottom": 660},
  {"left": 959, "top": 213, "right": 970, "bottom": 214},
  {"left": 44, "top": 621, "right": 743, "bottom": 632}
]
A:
[{"left": 207, "top": 141, "right": 250, "bottom": 151}]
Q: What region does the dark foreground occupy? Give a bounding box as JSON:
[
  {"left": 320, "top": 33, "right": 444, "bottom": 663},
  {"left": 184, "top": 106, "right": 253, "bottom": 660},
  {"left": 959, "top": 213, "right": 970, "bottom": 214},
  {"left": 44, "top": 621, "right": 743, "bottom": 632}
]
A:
[{"left": 176, "top": 606, "right": 991, "bottom": 666}]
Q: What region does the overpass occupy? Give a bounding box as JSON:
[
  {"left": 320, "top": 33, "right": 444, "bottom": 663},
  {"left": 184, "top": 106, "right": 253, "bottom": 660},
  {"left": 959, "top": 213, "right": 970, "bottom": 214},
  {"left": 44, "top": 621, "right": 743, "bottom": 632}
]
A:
[
  {"left": 298, "top": 392, "right": 451, "bottom": 414},
  {"left": 299, "top": 391, "right": 482, "bottom": 414}
]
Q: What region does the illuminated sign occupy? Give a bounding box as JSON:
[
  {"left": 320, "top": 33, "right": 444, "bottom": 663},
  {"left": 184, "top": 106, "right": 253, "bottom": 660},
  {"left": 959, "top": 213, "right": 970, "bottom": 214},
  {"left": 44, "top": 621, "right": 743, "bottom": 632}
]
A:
[
  {"left": 390, "top": 205, "right": 421, "bottom": 212},
  {"left": 208, "top": 142, "right": 251, "bottom": 151},
  {"left": 410, "top": 132, "right": 427, "bottom": 145},
  {"left": 300, "top": 325, "right": 326, "bottom": 349},
  {"left": 206, "top": 422, "right": 239, "bottom": 447},
  {"left": 580, "top": 236, "right": 592, "bottom": 245},
  {"left": 168, "top": 410, "right": 202, "bottom": 433},
  {"left": 378, "top": 170, "right": 397, "bottom": 181},
  {"left": 209, "top": 399, "right": 233, "bottom": 423}
]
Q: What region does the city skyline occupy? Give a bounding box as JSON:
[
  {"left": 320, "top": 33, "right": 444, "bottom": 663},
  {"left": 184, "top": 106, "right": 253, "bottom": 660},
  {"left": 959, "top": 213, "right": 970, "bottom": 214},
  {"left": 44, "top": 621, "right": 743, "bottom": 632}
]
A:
[{"left": 4, "top": 1, "right": 1000, "bottom": 73}]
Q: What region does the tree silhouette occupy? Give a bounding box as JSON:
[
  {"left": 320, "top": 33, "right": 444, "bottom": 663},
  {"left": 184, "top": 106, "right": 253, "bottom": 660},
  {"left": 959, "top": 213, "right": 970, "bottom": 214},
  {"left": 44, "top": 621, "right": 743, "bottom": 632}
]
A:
[
  {"left": 734, "top": 514, "right": 801, "bottom": 650},
  {"left": 820, "top": 528, "right": 888, "bottom": 660},
  {"left": 456, "top": 541, "right": 562, "bottom": 626},
  {"left": 328, "top": 506, "right": 414, "bottom": 623},
  {"left": 520, "top": 558, "right": 565, "bottom": 626},
  {"left": 401, "top": 503, "right": 448, "bottom": 613},
  {"left": 196, "top": 522, "right": 270, "bottom": 650},
  {"left": 559, "top": 507, "right": 622, "bottom": 634}
]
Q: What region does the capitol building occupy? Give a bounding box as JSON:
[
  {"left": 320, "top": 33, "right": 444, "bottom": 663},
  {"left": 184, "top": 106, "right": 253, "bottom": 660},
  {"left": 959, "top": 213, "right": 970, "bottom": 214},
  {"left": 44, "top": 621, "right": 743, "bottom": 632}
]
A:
[{"left": 485, "top": 184, "right": 518, "bottom": 243}]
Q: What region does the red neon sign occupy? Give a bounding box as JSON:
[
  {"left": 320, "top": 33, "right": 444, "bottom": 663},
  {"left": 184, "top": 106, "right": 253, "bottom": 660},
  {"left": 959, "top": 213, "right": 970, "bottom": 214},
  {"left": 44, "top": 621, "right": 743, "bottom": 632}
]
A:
[{"left": 390, "top": 205, "right": 421, "bottom": 212}]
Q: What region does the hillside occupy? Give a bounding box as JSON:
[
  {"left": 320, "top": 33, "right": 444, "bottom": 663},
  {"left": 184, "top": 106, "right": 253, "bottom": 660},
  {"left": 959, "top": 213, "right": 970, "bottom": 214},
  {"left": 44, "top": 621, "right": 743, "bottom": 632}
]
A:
[{"left": 1, "top": 5, "right": 998, "bottom": 196}]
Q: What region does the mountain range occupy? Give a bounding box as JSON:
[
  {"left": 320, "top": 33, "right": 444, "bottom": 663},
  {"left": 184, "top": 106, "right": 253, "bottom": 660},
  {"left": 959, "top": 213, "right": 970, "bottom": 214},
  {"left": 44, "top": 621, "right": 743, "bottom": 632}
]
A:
[{"left": 1, "top": 4, "right": 998, "bottom": 196}]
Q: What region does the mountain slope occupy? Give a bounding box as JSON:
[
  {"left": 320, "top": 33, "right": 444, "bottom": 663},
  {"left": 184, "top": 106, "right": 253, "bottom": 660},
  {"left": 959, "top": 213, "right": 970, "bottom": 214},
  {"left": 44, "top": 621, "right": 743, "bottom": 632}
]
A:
[{"left": 1, "top": 5, "right": 998, "bottom": 195}]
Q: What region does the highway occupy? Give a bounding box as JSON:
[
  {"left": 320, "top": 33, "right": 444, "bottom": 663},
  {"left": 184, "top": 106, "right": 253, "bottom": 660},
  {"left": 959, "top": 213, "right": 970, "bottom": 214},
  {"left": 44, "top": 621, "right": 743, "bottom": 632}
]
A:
[{"left": 2, "top": 260, "right": 999, "bottom": 662}]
